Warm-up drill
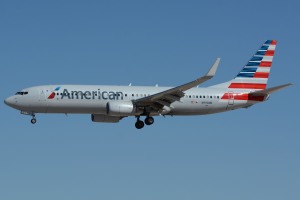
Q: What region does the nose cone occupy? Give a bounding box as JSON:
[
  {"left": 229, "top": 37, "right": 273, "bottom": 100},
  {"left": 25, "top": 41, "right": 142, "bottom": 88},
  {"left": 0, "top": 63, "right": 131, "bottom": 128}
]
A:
[{"left": 4, "top": 96, "right": 15, "bottom": 107}]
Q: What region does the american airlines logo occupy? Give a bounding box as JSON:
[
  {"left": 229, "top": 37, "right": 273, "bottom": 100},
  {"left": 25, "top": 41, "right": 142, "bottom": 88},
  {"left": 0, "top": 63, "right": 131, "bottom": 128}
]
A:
[
  {"left": 48, "top": 87, "right": 124, "bottom": 100},
  {"left": 48, "top": 87, "right": 61, "bottom": 99}
]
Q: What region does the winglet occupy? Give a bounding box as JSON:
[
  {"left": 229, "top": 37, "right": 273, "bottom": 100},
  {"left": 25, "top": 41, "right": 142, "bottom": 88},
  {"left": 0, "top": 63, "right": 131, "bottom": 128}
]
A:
[{"left": 206, "top": 58, "right": 220, "bottom": 77}]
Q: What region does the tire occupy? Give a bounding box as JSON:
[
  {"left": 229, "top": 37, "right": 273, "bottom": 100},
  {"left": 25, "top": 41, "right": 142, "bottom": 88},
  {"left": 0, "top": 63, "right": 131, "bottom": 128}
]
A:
[
  {"left": 31, "top": 118, "right": 37, "bottom": 124},
  {"left": 145, "top": 117, "right": 154, "bottom": 125},
  {"left": 135, "top": 120, "right": 144, "bottom": 129}
]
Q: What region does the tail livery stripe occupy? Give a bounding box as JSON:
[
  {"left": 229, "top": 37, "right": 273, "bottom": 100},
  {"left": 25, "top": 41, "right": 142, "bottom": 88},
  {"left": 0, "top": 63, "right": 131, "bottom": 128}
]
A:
[
  {"left": 221, "top": 93, "right": 265, "bottom": 101},
  {"left": 259, "top": 61, "right": 272, "bottom": 67},
  {"left": 254, "top": 72, "right": 269, "bottom": 78},
  {"left": 230, "top": 40, "right": 276, "bottom": 90},
  {"left": 229, "top": 83, "right": 267, "bottom": 89}
]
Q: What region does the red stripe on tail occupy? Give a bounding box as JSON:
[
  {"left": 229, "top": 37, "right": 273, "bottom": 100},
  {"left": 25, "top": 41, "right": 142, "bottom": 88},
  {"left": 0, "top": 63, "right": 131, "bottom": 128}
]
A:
[
  {"left": 265, "top": 50, "right": 274, "bottom": 56},
  {"left": 229, "top": 83, "right": 267, "bottom": 89},
  {"left": 271, "top": 40, "right": 277, "bottom": 45},
  {"left": 260, "top": 61, "right": 272, "bottom": 67},
  {"left": 254, "top": 72, "right": 269, "bottom": 78}
]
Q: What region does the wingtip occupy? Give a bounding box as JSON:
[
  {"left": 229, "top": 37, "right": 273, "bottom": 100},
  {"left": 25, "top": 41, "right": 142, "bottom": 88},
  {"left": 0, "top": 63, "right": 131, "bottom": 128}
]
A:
[{"left": 206, "top": 58, "right": 221, "bottom": 77}]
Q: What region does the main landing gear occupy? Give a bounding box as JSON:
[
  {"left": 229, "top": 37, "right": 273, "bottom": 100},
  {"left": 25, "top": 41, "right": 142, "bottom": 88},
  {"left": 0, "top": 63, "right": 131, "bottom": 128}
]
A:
[{"left": 135, "top": 116, "right": 154, "bottom": 129}]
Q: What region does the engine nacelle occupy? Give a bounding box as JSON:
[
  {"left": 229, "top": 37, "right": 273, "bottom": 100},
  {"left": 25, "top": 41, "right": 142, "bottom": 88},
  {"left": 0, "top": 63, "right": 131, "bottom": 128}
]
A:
[
  {"left": 106, "top": 101, "right": 136, "bottom": 116},
  {"left": 160, "top": 106, "right": 171, "bottom": 114},
  {"left": 91, "top": 114, "right": 121, "bottom": 123}
]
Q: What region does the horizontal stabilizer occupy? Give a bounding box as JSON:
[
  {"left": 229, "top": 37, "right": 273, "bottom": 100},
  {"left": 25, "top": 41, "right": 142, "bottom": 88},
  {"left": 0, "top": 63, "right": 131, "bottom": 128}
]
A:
[{"left": 249, "top": 83, "right": 292, "bottom": 96}]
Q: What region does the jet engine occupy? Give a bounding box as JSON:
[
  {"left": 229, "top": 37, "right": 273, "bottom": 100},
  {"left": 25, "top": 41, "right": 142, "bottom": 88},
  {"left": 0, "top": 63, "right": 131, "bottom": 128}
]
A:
[{"left": 106, "top": 101, "right": 137, "bottom": 116}]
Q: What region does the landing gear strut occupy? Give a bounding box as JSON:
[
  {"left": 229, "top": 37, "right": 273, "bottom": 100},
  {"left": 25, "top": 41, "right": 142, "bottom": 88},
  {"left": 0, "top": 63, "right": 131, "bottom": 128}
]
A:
[{"left": 135, "top": 117, "right": 144, "bottom": 129}]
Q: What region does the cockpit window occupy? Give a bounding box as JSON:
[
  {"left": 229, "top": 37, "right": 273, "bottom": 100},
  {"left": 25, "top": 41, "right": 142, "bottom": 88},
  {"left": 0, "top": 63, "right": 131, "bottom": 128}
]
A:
[{"left": 15, "top": 91, "right": 28, "bottom": 95}]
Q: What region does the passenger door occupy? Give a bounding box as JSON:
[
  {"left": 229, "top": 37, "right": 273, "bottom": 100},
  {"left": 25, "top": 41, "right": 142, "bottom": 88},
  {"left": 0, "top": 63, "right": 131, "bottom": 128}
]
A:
[{"left": 226, "top": 92, "right": 234, "bottom": 110}]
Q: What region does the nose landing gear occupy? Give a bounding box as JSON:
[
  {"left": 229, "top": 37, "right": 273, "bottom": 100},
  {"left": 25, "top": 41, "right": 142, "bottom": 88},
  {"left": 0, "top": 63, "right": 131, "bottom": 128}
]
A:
[
  {"left": 20, "top": 111, "right": 37, "bottom": 124},
  {"left": 30, "top": 117, "right": 37, "bottom": 124},
  {"left": 30, "top": 114, "right": 37, "bottom": 124}
]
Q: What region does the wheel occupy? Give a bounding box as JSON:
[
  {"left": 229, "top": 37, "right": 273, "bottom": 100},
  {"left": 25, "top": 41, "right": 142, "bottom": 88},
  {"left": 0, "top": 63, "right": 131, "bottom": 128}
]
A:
[
  {"left": 145, "top": 116, "right": 154, "bottom": 125},
  {"left": 31, "top": 118, "right": 37, "bottom": 124},
  {"left": 135, "top": 120, "right": 144, "bottom": 129}
]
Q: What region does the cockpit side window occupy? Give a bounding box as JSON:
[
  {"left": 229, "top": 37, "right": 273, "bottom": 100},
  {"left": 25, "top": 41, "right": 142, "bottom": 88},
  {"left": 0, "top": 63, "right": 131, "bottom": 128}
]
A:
[{"left": 15, "top": 91, "right": 29, "bottom": 95}]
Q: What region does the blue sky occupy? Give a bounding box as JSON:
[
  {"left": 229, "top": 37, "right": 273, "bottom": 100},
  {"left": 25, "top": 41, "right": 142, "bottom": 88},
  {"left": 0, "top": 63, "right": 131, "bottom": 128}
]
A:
[{"left": 0, "top": 1, "right": 299, "bottom": 200}]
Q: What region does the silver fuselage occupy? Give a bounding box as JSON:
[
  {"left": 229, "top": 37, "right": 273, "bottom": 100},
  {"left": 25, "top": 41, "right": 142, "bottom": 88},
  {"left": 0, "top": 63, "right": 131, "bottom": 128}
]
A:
[{"left": 4, "top": 85, "right": 253, "bottom": 116}]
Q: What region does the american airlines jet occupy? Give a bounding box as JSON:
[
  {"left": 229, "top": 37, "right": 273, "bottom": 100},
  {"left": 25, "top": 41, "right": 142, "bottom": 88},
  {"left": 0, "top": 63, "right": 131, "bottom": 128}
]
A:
[{"left": 4, "top": 40, "right": 291, "bottom": 129}]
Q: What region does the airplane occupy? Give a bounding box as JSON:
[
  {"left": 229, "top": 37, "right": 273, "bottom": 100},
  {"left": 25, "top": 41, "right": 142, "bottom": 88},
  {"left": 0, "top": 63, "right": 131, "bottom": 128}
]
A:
[{"left": 4, "top": 40, "right": 292, "bottom": 129}]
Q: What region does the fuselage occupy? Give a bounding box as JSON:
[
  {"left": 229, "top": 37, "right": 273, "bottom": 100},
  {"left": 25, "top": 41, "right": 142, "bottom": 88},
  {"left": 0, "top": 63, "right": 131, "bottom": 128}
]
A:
[{"left": 4, "top": 85, "right": 255, "bottom": 116}]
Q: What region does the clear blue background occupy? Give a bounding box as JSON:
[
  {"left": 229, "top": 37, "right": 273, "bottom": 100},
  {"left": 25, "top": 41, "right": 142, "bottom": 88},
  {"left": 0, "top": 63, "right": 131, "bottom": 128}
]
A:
[{"left": 0, "top": 1, "right": 299, "bottom": 199}]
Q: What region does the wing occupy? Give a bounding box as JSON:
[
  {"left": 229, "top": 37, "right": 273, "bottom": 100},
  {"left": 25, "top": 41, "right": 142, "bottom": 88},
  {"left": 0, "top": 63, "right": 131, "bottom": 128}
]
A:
[{"left": 133, "top": 58, "right": 221, "bottom": 108}]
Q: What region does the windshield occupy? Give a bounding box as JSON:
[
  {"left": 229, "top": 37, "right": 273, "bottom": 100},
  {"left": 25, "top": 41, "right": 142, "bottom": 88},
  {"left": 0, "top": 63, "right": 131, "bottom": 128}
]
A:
[{"left": 15, "top": 91, "right": 28, "bottom": 95}]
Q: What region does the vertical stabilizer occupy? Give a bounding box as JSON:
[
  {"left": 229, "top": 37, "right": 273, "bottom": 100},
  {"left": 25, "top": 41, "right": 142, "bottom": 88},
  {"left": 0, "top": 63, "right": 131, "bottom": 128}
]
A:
[{"left": 228, "top": 40, "right": 277, "bottom": 90}]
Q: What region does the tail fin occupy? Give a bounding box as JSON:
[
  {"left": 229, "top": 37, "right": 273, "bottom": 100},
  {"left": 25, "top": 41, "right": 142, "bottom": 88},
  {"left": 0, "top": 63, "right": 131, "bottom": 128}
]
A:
[{"left": 228, "top": 40, "right": 277, "bottom": 90}]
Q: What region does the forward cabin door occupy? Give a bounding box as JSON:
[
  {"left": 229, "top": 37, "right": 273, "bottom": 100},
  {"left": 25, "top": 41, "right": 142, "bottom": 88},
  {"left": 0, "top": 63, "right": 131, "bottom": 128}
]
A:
[
  {"left": 38, "top": 89, "right": 48, "bottom": 113},
  {"left": 39, "top": 89, "right": 46, "bottom": 101}
]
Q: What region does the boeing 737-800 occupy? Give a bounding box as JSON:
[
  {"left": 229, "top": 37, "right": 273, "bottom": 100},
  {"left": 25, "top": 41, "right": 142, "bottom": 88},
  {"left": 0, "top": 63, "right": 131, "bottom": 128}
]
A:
[{"left": 4, "top": 40, "right": 291, "bottom": 129}]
